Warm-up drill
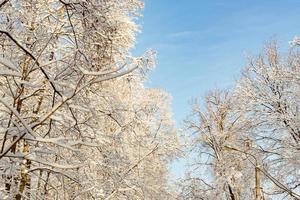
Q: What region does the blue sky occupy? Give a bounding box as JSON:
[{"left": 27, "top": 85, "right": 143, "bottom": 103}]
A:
[{"left": 133, "top": 0, "right": 300, "bottom": 178}]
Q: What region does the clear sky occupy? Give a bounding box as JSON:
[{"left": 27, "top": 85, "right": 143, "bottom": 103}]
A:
[{"left": 133, "top": 0, "right": 300, "bottom": 179}]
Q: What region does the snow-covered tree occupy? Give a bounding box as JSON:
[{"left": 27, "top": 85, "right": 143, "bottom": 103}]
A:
[
  {"left": 234, "top": 43, "right": 300, "bottom": 199},
  {"left": 180, "top": 42, "right": 300, "bottom": 200},
  {"left": 179, "top": 90, "right": 255, "bottom": 200},
  {"left": 0, "top": 0, "right": 179, "bottom": 199}
]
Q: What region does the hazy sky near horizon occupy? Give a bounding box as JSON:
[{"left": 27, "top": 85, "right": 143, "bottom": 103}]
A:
[{"left": 133, "top": 0, "right": 300, "bottom": 178}]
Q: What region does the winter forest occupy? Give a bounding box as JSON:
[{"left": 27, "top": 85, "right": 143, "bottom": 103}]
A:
[{"left": 0, "top": 0, "right": 299, "bottom": 199}]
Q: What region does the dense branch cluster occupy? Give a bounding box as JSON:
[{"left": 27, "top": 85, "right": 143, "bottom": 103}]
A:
[{"left": 0, "top": 0, "right": 179, "bottom": 199}]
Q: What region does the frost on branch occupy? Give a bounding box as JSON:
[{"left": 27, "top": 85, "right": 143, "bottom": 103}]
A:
[{"left": 290, "top": 36, "right": 300, "bottom": 46}]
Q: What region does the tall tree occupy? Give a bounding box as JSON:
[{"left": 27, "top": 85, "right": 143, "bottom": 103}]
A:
[
  {"left": 180, "top": 43, "right": 300, "bottom": 200},
  {"left": 234, "top": 43, "right": 300, "bottom": 199},
  {"left": 179, "top": 90, "right": 255, "bottom": 200},
  {"left": 0, "top": 0, "right": 179, "bottom": 199}
]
